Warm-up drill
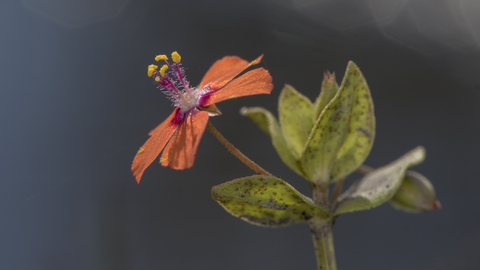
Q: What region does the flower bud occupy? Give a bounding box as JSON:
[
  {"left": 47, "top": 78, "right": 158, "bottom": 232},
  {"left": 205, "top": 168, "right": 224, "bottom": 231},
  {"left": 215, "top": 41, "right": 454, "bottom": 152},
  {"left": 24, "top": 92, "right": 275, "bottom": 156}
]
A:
[{"left": 390, "top": 171, "right": 441, "bottom": 213}]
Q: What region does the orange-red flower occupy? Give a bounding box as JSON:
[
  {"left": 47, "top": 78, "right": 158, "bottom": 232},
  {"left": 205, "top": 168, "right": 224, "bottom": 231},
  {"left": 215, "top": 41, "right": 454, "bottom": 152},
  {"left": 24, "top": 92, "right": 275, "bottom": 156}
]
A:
[{"left": 132, "top": 52, "right": 273, "bottom": 183}]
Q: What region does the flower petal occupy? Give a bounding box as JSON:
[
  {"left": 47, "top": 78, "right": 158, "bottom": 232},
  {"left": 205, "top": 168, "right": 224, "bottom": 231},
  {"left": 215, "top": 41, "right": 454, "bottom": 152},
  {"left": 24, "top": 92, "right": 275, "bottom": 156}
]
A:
[
  {"left": 199, "top": 55, "right": 263, "bottom": 90},
  {"left": 132, "top": 108, "right": 180, "bottom": 183},
  {"left": 160, "top": 110, "right": 209, "bottom": 169},
  {"left": 203, "top": 68, "right": 273, "bottom": 106}
]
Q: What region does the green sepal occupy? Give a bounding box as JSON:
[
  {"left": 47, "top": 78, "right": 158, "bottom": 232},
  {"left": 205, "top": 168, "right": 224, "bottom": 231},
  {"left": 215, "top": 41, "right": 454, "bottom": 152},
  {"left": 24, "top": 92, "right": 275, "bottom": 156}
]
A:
[
  {"left": 313, "top": 72, "right": 338, "bottom": 122},
  {"left": 278, "top": 84, "right": 315, "bottom": 160},
  {"left": 301, "top": 61, "right": 375, "bottom": 186},
  {"left": 240, "top": 107, "right": 304, "bottom": 176},
  {"left": 334, "top": 146, "right": 426, "bottom": 215},
  {"left": 390, "top": 170, "right": 441, "bottom": 213},
  {"left": 212, "top": 175, "right": 331, "bottom": 227}
]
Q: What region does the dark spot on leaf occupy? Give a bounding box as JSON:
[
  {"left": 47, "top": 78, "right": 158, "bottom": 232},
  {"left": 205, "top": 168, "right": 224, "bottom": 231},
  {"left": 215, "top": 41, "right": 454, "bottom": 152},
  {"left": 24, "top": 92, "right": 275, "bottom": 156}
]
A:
[
  {"left": 331, "top": 108, "right": 343, "bottom": 121},
  {"left": 302, "top": 212, "right": 313, "bottom": 220},
  {"left": 263, "top": 198, "right": 288, "bottom": 210},
  {"left": 356, "top": 127, "right": 373, "bottom": 138}
]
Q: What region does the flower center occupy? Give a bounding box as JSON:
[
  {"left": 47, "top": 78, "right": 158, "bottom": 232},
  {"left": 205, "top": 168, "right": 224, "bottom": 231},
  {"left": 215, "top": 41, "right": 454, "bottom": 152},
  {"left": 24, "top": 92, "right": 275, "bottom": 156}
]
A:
[
  {"left": 147, "top": 51, "right": 202, "bottom": 113},
  {"left": 177, "top": 89, "right": 200, "bottom": 113}
]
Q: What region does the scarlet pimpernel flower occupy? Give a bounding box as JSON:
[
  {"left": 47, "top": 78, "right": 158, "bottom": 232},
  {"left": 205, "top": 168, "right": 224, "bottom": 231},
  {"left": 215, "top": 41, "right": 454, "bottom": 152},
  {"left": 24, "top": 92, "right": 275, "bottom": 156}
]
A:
[{"left": 132, "top": 51, "right": 273, "bottom": 183}]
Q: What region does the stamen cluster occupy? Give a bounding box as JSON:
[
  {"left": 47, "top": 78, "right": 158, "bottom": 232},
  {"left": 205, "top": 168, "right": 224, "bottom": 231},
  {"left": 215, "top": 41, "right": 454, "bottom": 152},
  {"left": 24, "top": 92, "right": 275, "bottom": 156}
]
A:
[{"left": 147, "top": 51, "right": 200, "bottom": 114}]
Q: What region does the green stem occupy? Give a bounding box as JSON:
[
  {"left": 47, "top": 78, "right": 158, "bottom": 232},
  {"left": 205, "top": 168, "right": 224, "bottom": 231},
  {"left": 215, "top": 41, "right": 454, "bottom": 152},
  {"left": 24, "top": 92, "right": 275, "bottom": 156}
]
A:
[
  {"left": 311, "top": 182, "right": 329, "bottom": 205},
  {"left": 308, "top": 220, "right": 337, "bottom": 270},
  {"left": 206, "top": 121, "right": 273, "bottom": 176}
]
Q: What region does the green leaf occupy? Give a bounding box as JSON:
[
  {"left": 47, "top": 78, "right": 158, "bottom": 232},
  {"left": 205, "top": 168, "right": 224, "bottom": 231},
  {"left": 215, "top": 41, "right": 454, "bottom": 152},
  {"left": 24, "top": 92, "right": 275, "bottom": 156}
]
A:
[
  {"left": 212, "top": 175, "right": 331, "bottom": 227},
  {"left": 240, "top": 107, "right": 304, "bottom": 176},
  {"left": 313, "top": 72, "right": 338, "bottom": 122},
  {"left": 279, "top": 84, "right": 315, "bottom": 160},
  {"left": 330, "top": 64, "right": 375, "bottom": 181},
  {"left": 390, "top": 170, "right": 441, "bottom": 213},
  {"left": 301, "top": 62, "right": 375, "bottom": 186},
  {"left": 334, "top": 146, "right": 426, "bottom": 215}
]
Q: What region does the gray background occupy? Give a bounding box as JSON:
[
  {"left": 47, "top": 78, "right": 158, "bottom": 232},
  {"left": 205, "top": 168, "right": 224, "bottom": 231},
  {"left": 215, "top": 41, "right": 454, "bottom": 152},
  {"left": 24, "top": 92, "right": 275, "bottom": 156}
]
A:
[{"left": 1, "top": 0, "right": 479, "bottom": 269}]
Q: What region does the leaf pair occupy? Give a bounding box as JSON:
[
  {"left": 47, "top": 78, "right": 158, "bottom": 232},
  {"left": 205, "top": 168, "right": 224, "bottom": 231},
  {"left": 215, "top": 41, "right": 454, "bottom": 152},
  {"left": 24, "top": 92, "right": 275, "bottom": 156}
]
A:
[
  {"left": 212, "top": 146, "right": 439, "bottom": 227},
  {"left": 242, "top": 62, "right": 375, "bottom": 188},
  {"left": 214, "top": 61, "right": 439, "bottom": 228}
]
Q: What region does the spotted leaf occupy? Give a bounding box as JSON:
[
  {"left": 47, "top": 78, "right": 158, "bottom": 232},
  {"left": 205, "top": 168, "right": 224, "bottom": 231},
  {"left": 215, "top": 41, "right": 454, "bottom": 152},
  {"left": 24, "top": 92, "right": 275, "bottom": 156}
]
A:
[
  {"left": 334, "top": 146, "right": 426, "bottom": 215},
  {"left": 301, "top": 61, "right": 375, "bottom": 186},
  {"left": 278, "top": 84, "right": 315, "bottom": 160},
  {"left": 212, "top": 175, "right": 331, "bottom": 227}
]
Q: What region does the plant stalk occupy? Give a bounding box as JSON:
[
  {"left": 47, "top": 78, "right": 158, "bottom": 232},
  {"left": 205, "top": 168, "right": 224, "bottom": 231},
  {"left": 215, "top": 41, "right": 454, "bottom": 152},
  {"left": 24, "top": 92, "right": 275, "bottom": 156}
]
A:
[
  {"left": 308, "top": 220, "right": 337, "bottom": 270},
  {"left": 311, "top": 182, "right": 329, "bottom": 205},
  {"left": 206, "top": 121, "right": 273, "bottom": 176}
]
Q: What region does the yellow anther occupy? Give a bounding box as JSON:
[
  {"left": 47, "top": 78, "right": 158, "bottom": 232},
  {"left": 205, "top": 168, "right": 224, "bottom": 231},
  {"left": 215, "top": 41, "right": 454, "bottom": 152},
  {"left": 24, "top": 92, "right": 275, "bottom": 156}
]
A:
[
  {"left": 160, "top": 65, "right": 168, "bottom": 77},
  {"left": 137, "top": 147, "right": 145, "bottom": 154},
  {"left": 147, "top": 68, "right": 155, "bottom": 77},
  {"left": 147, "top": 64, "right": 158, "bottom": 77},
  {"left": 155, "top": 55, "right": 168, "bottom": 61},
  {"left": 171, "top": 51, "right": 181, "bottom": 63},
  {"left": 155, "top": 77, "right": 161, "bottom": 82}
]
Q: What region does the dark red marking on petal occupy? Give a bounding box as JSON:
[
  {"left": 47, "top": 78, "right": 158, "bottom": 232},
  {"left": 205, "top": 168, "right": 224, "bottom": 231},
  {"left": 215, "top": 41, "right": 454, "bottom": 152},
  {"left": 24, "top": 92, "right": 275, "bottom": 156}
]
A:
[{"left": 197, "top": 91, "right": 212, "bottom": 107}]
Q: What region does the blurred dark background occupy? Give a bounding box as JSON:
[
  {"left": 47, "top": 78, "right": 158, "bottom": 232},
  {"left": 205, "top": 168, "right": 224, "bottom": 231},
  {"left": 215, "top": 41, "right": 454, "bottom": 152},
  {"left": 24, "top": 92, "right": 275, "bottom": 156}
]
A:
[{"left": 1, "top": 0, "right": 479, "bottom": 269}]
